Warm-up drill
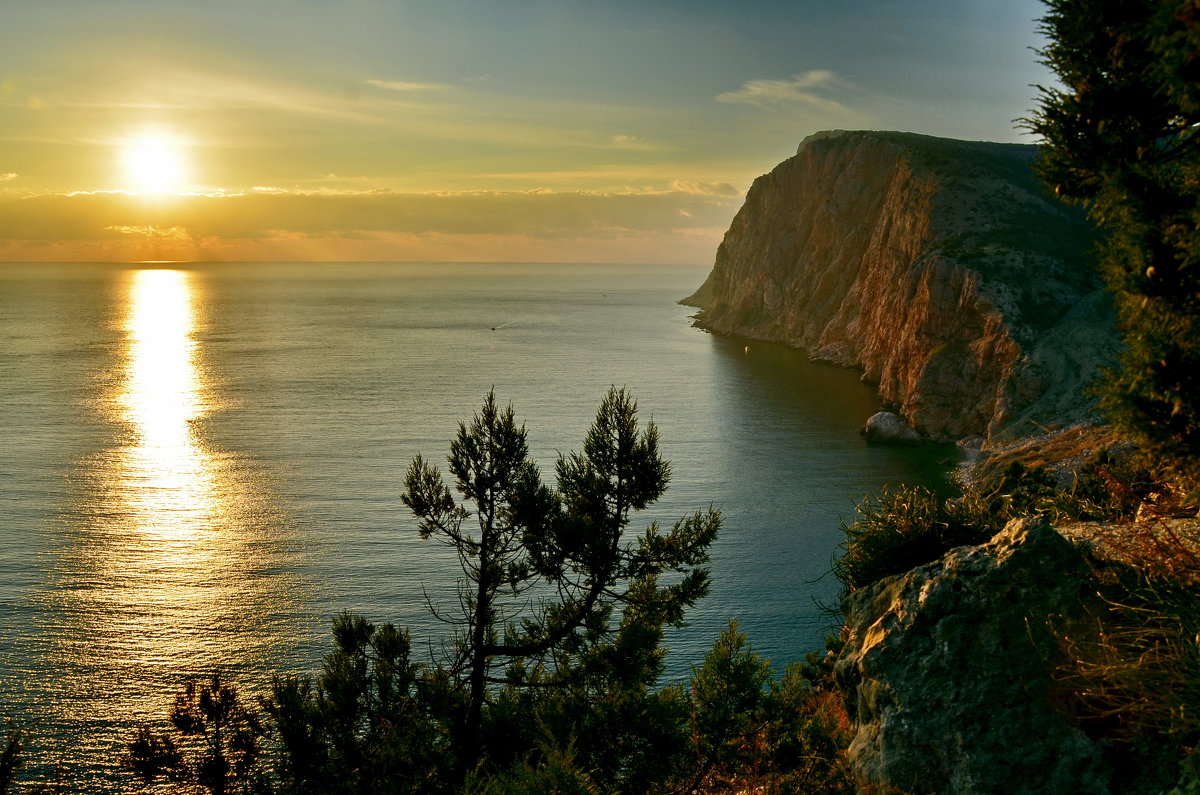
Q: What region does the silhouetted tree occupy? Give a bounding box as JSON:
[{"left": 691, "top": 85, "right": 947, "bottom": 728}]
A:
[
  {"left": 0, "top": 719, "right": 23, "bottom": 795},
  {"left": 264, "top": 612, "right": 450, "bottom": 794},
  {"left": 401, "top": 387, "right": 720, "bottom": 771},
  {"left": 126, "top": 674, "right": 267, "bottom": 795},
  {"left": 125, "top": 389, "right": 721, "bottom": 792},
  {"left": 1027, "top": 0, "right": 1200, "bottom": 483}
]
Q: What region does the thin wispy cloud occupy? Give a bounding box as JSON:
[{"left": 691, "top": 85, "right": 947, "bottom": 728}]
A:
[
  {"left": 0, "top": 172, "right": 16, "bottom": 181},
  {"left": 0, "top": 188, "right": 739, "bottom": 263},
  {"left": 716, "top": 70, "right": 850, "bottom": 113},
  {"left": 365, "top": 78, "right": 453, "bottom": 92},
  {"left": 670, "top": 180, "right": 740, "bottom": 197},
  {"left": 105, "top": 224, "right": 190, "bottom": 239},
  {"left": 605, "top": 134, "right": 668, "bottom": 152},
  {"left": 0, "top": 188, "right": 739, "bottom": 240},
  {"left": 40, "top": 59, "right": 393, "bottom": 128}
]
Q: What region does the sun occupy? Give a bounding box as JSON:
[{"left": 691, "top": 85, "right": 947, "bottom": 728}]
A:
[{"left": 122, "top": 135, "right": 187, "bottom": 193}]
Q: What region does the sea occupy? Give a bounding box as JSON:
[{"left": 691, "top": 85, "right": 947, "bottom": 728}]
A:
[{"left": 0, "top": 261, "right": 949, "bottom": 788}]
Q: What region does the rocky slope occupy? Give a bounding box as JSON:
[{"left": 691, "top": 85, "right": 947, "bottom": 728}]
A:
[
  {"left": 836, "top": 518, "right": 1107, "bottom": 793},
  {"left": 836, "top": 516, "right": 1200, "bottom": 794},
  {"left": 685, "top": 130, "right": 1115, "bottom": 442}
]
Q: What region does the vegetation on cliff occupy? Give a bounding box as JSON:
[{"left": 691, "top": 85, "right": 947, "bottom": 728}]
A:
[
  {"left": 835, "top": 449, "right": 1198, "bottom": 791},
  {"left": 1028, "top": 0, "right": 1200, "bottom": 487},
  {"left": 1022, "top": 1, "right": 1200, "bottom": 785},
  {"left": 836, "top": 446, "right": 1157, "bottom": 592}
]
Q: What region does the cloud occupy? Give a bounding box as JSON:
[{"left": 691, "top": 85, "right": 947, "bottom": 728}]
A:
[
  {"left": 365, "top": 78, "right": 453, "bottom": 92},
  {"left": 0, "top": 172, "right": 16, "bottom": 181},
  {"left": 716, "top": 70, "right": 850, "bottom": 113},
  {"left": 605, "top": 134, "right": 668, "bottom": 152},
  {"left": 105, "top": 224, "right": 191, "bottom": 239},
  {"left": 40, "top": 59, "right": 393, "bottom": 127},
  {"left": 0, "top": 188, "right": 741, "bottom": 243},
  {"left": 670, "top": 180, "right": 740, "bottom": 197}
]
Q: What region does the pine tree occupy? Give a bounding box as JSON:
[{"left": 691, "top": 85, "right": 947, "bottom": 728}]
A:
[
  {"left": 1027, "top": 0, "right": 1200, "bottom": 483},
  {"left": 401, "top": 387, "right": 720, "bottom": 771}
]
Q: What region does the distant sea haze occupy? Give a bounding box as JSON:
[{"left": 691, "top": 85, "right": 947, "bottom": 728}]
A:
[{"left": 0, "top": 261, "right": 947, "bottom": 788}]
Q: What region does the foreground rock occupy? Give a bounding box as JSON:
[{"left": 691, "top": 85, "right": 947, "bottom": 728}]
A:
[
  {"left": 835, "top": 518, "right": 1109, "bottom": 794},
  {"left": 684, "top": 130, "right": 1117, "bottom": 442}
]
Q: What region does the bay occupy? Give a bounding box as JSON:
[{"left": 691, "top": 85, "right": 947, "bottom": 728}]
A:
[{"left": 0, "top": 261, "right": 948, "bottom": 787}]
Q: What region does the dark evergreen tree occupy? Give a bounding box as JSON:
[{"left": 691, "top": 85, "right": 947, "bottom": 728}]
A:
[
  {"left": 127, "top": 389, "right": 720, "bottom": 792},
  {"left": 263, "top": 613, "right": 451, "bottom": 794},
  {"left": 0, "top": 719, "right": 23, "bottom": 795},
  {"left": 1027, "top": 0, "right": 1200, "bottom": 483},
  {"left": 401, "top": 387, "right": 720, "bottom": 773},
  {"left": 125, "top": 674, "right": 267, "bottom": 795},
  {"left": 675, "top": 622, "right": 855, "bottom": 794},
  {"left": 400, "top": 389, "right": 552, "bottom": 765}
]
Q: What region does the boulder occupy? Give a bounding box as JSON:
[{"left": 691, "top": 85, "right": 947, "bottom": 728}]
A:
[
  {"left": 835, "top": 517, "right": 1109, "bottom": 794},
  {"left": 863, "top": 411, "right": 922, "bottom": 445}
]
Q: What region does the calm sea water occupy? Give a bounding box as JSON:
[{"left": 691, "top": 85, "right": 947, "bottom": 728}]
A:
[{"left": 0, "top": 261, "right": 948, "bottom": 787}]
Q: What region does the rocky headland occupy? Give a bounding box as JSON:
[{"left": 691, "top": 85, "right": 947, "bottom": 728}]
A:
[
  {"left": 684, "top": 130, "right": 1117, "bottom": 443},
  {"left": 685, "top": 132, "right": 1200, "bottom": 793}
]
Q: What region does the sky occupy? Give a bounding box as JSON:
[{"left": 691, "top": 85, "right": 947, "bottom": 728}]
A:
[{"left": 0, "top": 0, "right": 1051, "bottom": 264}]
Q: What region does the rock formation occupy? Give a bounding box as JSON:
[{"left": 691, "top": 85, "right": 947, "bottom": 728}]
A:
[
  {"left": 863, "top": 411, "right": 922, "bottom": 445},
  {"left": 684, "top": 130, "right": 1116, "bottom": 442},
  {"left": 835, "top": 517, "right": 1110, "bottom": 794}
]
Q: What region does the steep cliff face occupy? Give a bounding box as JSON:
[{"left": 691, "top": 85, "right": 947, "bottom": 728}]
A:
[{"left": 685, "top": 130, "right": 1114, "bottom": 441}]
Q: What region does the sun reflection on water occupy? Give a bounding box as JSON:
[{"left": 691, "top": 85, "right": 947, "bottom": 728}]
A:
[
  {"left": 120, "top": 269, "right": 215, "bottom": 541},
  {"left": 33, "top": 268, "right": 310, "bottom": 788}
]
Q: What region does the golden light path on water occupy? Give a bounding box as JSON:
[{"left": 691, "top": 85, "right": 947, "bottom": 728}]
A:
[
  {"left": 101, "top": 269, "right": 240, "bottom": 636},
  {"left": 40, "top": 268, "right": 309, "bottom": 784},
  {"left": 122, "top": 269, "right": 216, "bottom": 548}
]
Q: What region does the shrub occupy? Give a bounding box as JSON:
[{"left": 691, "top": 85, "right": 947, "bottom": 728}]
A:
[
  {"left": 679, "top": 622, "right": 854, "bottom": 795},
  {"left": 125, "top": 674, "right": 268, "bottom": 795},
  {"left": 834, "top": 485, "right": 1001, "bottom": 592},
  {"left": 1062, "top": 449, "right": 1160, "bottom": 521},
  {"left": 835, "top": 448, "right": 1173, "bottom": 594}
]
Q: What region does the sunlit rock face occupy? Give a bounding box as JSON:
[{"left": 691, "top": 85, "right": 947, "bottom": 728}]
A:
[
  {"left": 685, "top": 130, "right": 1115, "bottom": 442},
  {"left": 834, "top": 518, "right": 1109, "bottom": 794}
]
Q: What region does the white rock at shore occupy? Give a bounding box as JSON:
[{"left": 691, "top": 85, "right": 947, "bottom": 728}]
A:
[{"left": 863, "top": 411, "right": 922, "bottom": 445}]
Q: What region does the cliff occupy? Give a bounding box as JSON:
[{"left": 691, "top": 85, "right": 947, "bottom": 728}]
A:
[{"left": 685, "top": 130, "right": 1115, "bottom": 441}]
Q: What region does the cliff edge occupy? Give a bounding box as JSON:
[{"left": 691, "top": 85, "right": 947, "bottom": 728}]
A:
[{"left": 685, "top": 130, "right": 1116, "bottom": 442}]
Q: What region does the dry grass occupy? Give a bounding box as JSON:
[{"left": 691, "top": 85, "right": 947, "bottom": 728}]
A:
[
  {"left": 1056, "top": 517, "right": 1200, "bottom": 750},
  {"left": 1059, "top": 517, "right": 1200, "bottom": 579},
  {"left": 969, "top": 423, "right": 1124, "bottom": 488}
]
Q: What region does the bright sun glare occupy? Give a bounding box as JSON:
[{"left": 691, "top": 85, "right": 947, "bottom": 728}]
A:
[{"left": 122, "top": 135, "right": 187, "bottom": 193}]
